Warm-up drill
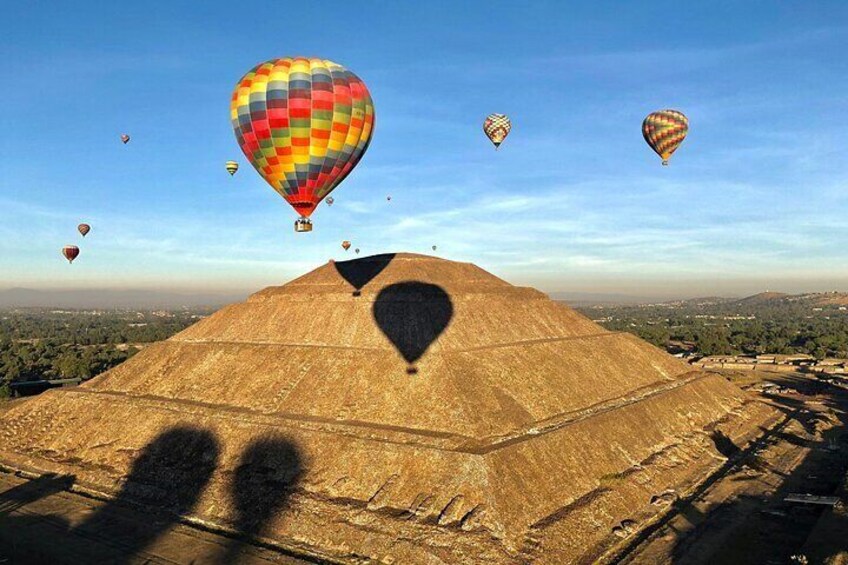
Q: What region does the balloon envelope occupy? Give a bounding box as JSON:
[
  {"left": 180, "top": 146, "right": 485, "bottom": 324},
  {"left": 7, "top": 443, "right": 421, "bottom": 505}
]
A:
[
  {"left": 231, "top": 57, "right": 375, "bottom": 221},
  {"left": 225, "top": 161, "right": 239, "bottom": 175},
  {"left": 642, "top": 110, "right": 688, "bottom": 165},
  {"left": 326, "top": 197, "right": 334, "bottom": 206},
  {"left": 62, "top": 245, "right": 80, "bottom": 263},
  {"left": 355, "top": 248, "right": 360, "bottom": 254},
  {"left": 483, "top": 113, "right": 511, "bottom": 148},
  {"left": 342, "top": 240, "right": 351, "bottom": 251},
  {"left": 121, "top": 134, "right": 130, "bottom": 144},
  {"left": 78, "top": 223, "right": 91, "bottom": 237}
]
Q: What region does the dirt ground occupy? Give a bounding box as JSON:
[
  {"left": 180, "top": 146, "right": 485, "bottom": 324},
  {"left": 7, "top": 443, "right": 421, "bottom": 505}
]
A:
[
  {"left": 0, "top": 471, "right": 312, "bottom": 564},
  {"left": 613, "top": 371, "right": 848, "bottom": 565}
]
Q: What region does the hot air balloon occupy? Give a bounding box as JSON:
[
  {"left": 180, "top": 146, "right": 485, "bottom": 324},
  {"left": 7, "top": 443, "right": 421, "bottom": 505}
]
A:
[
  {"left": 386, "top": 195, "right": 391, "bottom": 201},
  {"left": 432, "top": 245, "right": 437, "bottom": 251},
  {"left": 342, "top": 240, "right": 351, "bottom": 251},
  {"left": 355, "top": 248, "right": 360, "bottom": 255},
  {"left": 62, "top": 246, "right": 80, "bottom": 264},
  {"left": 326, "top": 197, "right": 334, "bottom": 206},
  {"left": 78, "top": 223, "right": 91, "bottom": 237},
  {"left": 120, "top": 134, "right": 130, "bottom": 144},
  {"left": 225, "top": 161, "right": 239, "bottom": 176},
  {"left": 642, "top": 110, "right": 688, "bottom": 165},
  {"left": 231, "top": 57, "right": 375, "bottom": 233},
  {"left": 483, "top": 113, "right": 511, "bottom": 149}
]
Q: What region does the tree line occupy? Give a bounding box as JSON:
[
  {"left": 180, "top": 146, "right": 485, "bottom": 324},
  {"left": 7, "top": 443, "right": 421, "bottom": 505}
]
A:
[
  {"left": 0, "top": 308, "right": 210, "bottom": 398},
  {"left": 578, "top": 302, "right": 848, "bottom": 358}
]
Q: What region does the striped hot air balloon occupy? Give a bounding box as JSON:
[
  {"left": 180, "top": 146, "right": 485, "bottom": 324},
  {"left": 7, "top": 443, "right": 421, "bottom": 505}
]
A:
[
  {"left": 642, "top": 110, "right": 688, "bottom": 165},
  {"left": 342, "top": 240, "right": 351, "bottom": 251},
  {"left": 78, "top": 223, "right": 91, "bottom": 237},
  {"left": 225, "top": 161, "right": 239, "bottom": 176},
  {"left": 231, "top": 57, "right": 375, "bottom": 233},
  {"left": 62, "top": 245, "right": 80, "bottom": 264},
  {"left": 483, "top": 113, "right": 511, "bottom": 149}
]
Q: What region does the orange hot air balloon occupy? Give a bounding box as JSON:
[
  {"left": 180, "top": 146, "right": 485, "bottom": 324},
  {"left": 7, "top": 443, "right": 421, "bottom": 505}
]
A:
[
  {"left": 121, "top": 134, "right": 130, "bottom": 144},
  {"left": 231, "top": 57, "right": 375, "bottom": 233},
  {"left": 642, "top": 110, "right": 688, "bottom": 165},
  {"left": 62, "top": 246, "right": 80, "bottom": 264},
  {"left": 78, "top": 223, "right": 91, "bottom": 237},
  {"left": 342, "top": 240, "right": 351, "bottom": 251}
]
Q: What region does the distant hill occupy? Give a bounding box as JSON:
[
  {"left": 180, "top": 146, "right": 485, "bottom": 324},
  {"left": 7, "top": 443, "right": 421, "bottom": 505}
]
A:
[
  {"left": 550, "top": 290, "right": 848, "bottom": 308},
  {"left": 736, "top": 291, "right": 790, "bottom": 305},
  {"left": 548, "top": 291, "right": 660, "bottom": 306},
  {"left": 734, "top": 291, "right": 848, "bottom": 307},
  {"left": 0, "top": 288, "right": 248, "bottom": 309}
]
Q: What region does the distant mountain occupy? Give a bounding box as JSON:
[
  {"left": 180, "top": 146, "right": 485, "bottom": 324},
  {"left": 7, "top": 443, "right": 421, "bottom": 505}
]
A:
[
  {"left": 571, "top": 290, "right": 848, "bottom": 310},
  {"left": 548, "top": 292, "right": 660, "bottom": 306},
  {"left": 0, "top": 288, "right": 248, "bottom": 309}
]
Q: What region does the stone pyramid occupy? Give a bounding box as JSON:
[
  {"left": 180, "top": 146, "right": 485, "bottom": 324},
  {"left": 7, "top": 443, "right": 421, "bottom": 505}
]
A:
[{"left": 0, "top": 253, "right": 779, "bottom": 564}]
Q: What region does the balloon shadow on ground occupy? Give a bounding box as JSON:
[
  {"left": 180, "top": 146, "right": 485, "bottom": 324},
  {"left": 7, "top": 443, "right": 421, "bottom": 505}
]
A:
[
  {"left": 71, "top": 425, "right": 220, "bottom": 564},
  {"left": 334, "top": 253, "right": 395, "bottom": 296},
  {"left": 218, "top": 436, "right": 303, "bottom": 564},
  {"left": 0, "top": 473, "right": 75, "bottom": 516},
  {"left": 372, "top": 281, "right": 453, "bottom": 374}
]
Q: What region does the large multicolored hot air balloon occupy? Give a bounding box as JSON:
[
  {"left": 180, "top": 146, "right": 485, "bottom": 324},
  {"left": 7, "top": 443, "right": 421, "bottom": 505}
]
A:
[
  {"left": 342, "top": 240, "right": 351, "bottom": 251},
  {"left": 78, "top": 223, "right": 90, "bottom": 237},
  {"left": 231, "top": 57, "right": 375, "bottom": 232},
  {"left": 62, "top": 246, "right": 80, "bottom": 264},
  {"left": 225, "top": 161, "right": 239, "bottom": 176},
  {"left": 642, "top": 110, "right": 688, "bottom": 166},
  {"left": 483, "top": 113, "right": 511, "bottom": 149},
  {"left": 120, "top": 134, "right": 130, "bottom": 144}
]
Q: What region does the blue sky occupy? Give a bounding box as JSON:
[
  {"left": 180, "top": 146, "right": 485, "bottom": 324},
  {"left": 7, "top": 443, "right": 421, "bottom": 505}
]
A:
[{"left": 1, "top": 1, "right": 847, "bottom": 299}]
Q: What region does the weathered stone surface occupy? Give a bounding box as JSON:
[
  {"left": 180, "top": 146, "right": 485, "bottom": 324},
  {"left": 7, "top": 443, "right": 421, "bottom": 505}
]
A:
[{"left": 0, "top": 253, "right": 780, "bottom": 563}]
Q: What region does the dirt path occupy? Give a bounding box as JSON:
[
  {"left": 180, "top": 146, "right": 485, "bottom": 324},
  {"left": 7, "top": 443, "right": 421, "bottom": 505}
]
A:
[{"left": 614, "top": 373, "right": 848, "bottom": 564}]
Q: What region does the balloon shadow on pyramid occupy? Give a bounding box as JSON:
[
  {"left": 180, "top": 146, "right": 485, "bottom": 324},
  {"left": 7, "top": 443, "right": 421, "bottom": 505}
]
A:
[
  {"left": 71, "top": 426, "right": 220, "bottom": 564},
  {"left": 334, "top": 253, "right": 396, "bottom": 296},
  {"left": 218, "top": 436, "right": 303, "bottom": 564},
  {"left": 373, "top": 281, "right": 453, "bottom": 374}
]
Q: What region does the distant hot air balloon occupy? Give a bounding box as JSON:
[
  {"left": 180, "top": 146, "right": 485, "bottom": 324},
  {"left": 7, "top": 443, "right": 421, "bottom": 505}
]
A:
[
  {"left": 355, "top": 248, "right": 360, "bottom": 255},
  {"left": 483, "top": 113, "right": 511, "bottom": 149},
  {"left": 642, "top": 110, "right": 688, "bottom": 166},
  {"left": 78, "top": 223, "right": 91, "bottom": 237},
  {"left": 432, "top": 245, "right": 437, "bottom": 251},
  {"left": 386, "top": 195, "right": 391, "bottom": 201},
  {"left": 231, "top": 57, "right": 375, "bottom": 233},
  {"left": 120, "top": 134, "right": 130, "bottom": 144},
  {"left": 326, "top": 197, "right": 334, "bottom": 206},
  {"left": 62, "top": 245, "right": 80, "bottom": 264},
  {"left": 342, "top": 240, "right": 351, "bottom": 251},
  {"left": 225, "top": 161, "right": 239, "bottom": 176}
]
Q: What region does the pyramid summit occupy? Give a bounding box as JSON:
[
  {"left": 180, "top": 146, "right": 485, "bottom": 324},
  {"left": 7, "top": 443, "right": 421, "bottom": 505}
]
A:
[{"left": 0, "top": 253, "right": 779, "bottom": 564}]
